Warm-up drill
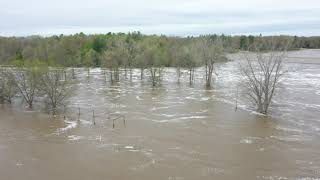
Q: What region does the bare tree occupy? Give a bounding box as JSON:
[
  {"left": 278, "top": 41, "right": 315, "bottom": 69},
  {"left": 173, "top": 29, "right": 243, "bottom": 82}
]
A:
[
  {"left": 149, "top": 67, "right": 164, "bottom": 87},
  {"left": 179, "top": 45, "right": 197, "bottom": 85},
  {"left": 240, "top": 38, "right": 290, "bottom": 114},
  {"left": 0, "top": 67, "right": 18, "bottom": 103},
  {"left": 14, "top": 67, "right": 42, "bottom": 109},
  {"left": 40, "top": 69, "right": 75, "bottom": 115},
  {"left": 102, "top": 39, "right": 127, "bottom": 83},
  {"left": 136, "top": 38, "right": 166, "bottom": 86},
  {"left": 125, "top": 38, "right": 138, "bottom": 81},
  {"left": 196, "top": 37, "right": 225, "bottom": 88},
  {"left": 168, "top": 38, "right": 183, "bottom": 83},
  {"left": 135, "top": 42, "right": 148, "bottom": 80},
  {"left": 146, "top": 46, "right": 165, "bottom": 87}
]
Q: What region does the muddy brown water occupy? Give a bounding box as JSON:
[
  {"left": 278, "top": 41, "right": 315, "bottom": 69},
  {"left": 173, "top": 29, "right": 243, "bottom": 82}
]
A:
[{"left": 1, "top": 50, "right": 320, "bottom": 180}]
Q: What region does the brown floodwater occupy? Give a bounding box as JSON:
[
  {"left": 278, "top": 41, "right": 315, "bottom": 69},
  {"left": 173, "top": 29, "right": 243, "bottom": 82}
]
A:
[{"left": 0, "top": 50, "right": 320, "bottom": 180}]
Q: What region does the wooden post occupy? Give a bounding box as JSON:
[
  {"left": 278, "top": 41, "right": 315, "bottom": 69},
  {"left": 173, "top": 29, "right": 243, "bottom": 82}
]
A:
[
  {"left": 78, "top": 107, "right": 80, "bottom": 120},
  {"left": 72, "top": 68, "right": 75, "bottom": 79},
  {"left": 235, "top": 86, "right": 238, "bottom": 111},
  {"left": 93, "top": 110, "right": 96, "bottom": 125}
]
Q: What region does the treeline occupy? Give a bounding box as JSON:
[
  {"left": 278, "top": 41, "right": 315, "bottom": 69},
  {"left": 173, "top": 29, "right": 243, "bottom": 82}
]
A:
[
  {"left": 0, "top": 33, "right": 304, "bottom": 114},
  {"left": 0, "top": 32, "right": 319, "bottom": 67},
  {"left": 239, "top": 35, "right": 320, "bottom": 50}
]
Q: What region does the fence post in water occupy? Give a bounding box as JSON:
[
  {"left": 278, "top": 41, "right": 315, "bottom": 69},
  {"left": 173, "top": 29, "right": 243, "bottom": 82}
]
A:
[
  {"left": 123, "top": 116, "right": 126, "bottom": 128},
  {"left": 235, "top": 86, "right": 238, "bottom": 112},
  {"left": 78, "top": 107, "right": 80, "bottom": 121},
  {"left": 63, "top": 104, "right": 66, "bottom": 120},
  {"left": 92, "top": 110, "right": 96, "bottom": 125}
]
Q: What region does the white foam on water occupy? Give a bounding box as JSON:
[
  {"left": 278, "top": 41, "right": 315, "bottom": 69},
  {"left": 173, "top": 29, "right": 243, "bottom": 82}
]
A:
[
  {"left": 125, "top": 146, "right": 134, "bottom": 149},
  {"left": 159, "top": 114, "right": 176, "bottom": 118},
  {"left": 257, "top": 175, "right": 288, "bottom": 180},
  {"left": 185, "top": 96, "right": 197, "bottom": 100},
  {"left": 68, "top": 135, "right": 83, "bottom": 141},
  {"left": 150, "top": 105, "right": 178, "bottom": 111},
  {"left": 173, "top": 116, "right": 207, "bottom": 121},
  {"left": 286, "top": 101, "right": 320, "bottom": 109},
  {"left": 57, "top": 120, "right": 78, "bottom": 133},
  {"left": 16, "top": 162, "right": 24, "bottom": 166},
  {"left": 129, "top": 159, "right": 156, "bottom": 171},
  {"left": 240, "top": 137, "right": 261, "bottom": 144},
  {"left": 79, "top": 119, "right": 93, "bottom": 125},
  {"left": 270, "top": 135, "right": 311, "bottom": 142},
  {"left": 128, "top": 149, "right": 140, "bottom": 152},
  {"left": 240, "top": 138, "right": 253, "bottom": 144},
  {"left": 312, "top": 127, "right": 320, "bottom": 132},
  {"left": 153, "top": 116, "right": 207, "bottom": 123},
  {"left": 168, "top": 147, "right": 181, "bottom": 150},
  {"left": 200, "top": 97, "right": 210, "bottom": 101},
  {"left": 97, "top": 143, "right": 120, "bottom": 149},
  {"left": 275, "top": 126, "right": 303, "bottom": 133},
  {"left": 201, "top": 167, "right": 226, "bottom": 176}
]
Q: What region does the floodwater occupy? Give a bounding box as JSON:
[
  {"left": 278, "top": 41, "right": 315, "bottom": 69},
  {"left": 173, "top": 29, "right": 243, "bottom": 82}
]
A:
[{"left": 1, "top": 49, "right": 320, "bottom": 180}]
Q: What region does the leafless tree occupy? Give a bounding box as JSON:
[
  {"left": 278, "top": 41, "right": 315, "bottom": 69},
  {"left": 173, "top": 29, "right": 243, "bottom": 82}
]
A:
[
  {"left": 240, "top": 38, "right": 290, "bottom": 114},
  {"left": 179, "top": 44, "right": 197, "bottom": 85},
  {"left": 196, "top": 37, "right": 225, "bottom": 88},
  {"left": 40, "top": 69, "right": 75, "bottom": 115},
  {"left": 14, "top": 67, "right": 42, "bottom": 108},
  {"left": 102, "top": 39, "right": 127, "bottom": 83},
  {"left": 149, "top": 67, "right": 164, "bottom": 87},
  {"left": 136, "top": 38, "right": 166, "bottom": 87},
  {"left": 0, "top": 67, "right": 18, "bottom": 103}
]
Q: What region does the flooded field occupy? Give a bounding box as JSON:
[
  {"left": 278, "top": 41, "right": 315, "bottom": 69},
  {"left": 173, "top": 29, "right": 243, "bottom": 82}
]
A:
[{"left": 1, "top": 49, "right": 320, "bottom": 180}]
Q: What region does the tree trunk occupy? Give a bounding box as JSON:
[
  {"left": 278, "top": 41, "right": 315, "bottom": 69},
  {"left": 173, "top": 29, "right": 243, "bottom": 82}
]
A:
[
  {"left": 140, "top": 68, "right": 144, "bottom": 80},
  {"left": 130, "top": 68, "right": 133, "bottom": 81}
]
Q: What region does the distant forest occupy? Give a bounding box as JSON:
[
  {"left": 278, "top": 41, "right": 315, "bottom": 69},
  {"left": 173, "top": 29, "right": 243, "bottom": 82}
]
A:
[{"left": 0, "top": 32, "right": 319, "bottom": 67}]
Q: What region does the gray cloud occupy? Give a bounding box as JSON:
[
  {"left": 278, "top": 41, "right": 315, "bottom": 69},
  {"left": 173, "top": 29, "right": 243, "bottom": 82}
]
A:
[{"left": 0, "top": 0, "right": 319, "bottom": 36}]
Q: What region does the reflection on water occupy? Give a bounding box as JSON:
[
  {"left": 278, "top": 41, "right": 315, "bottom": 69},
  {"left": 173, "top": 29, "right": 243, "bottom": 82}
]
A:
[{"left": 0, "top": 50, "right": 320, "bottom": 180}]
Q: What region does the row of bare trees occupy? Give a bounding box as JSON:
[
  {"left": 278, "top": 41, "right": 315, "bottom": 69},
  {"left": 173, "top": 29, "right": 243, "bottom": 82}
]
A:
[
  {"left": 100, "top": 36, "right": 227, "bottom": 87},
  {"left": 0, "top": 66, "right": 75, "bottom": 115},
  {"left": 78, "top": 37, "right": 290, "bottom": 115},
  {"left": 1, "top": 36, "right": 289, "bottom": 115}
]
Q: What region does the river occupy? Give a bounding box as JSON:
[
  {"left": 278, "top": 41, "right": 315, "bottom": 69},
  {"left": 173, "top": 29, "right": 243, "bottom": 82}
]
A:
[{"left": 0, "top": 49, "right": 319, "bottom": 180}]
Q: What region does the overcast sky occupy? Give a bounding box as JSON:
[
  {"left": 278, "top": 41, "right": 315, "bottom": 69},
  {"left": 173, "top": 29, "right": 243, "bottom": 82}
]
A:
[{"left": 0, "top": 0, "right": 320, "bottom": 36}]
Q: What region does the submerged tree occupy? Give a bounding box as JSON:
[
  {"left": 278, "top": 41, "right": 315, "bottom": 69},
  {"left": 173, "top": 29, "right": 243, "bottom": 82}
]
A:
[
  {"left": 83, "top": 49, "right": 99, "bottom": 77},
  {"left": 102, "top": 38, "right": 128, "bottom": 83},
  {"left": 240, "top": 38, "right": 290, "bottom": 114},
  {"left": 142, "top": 39, "right": 167, "bottom": 87},
  {"left": 14, "top": 65, "right": 44, "bottom": 109},
  {"left": 135, "top": 40, "right": 150, "bottom": 80},
  {"left": 125, "top": 37, "right": 138, "bottom": 81},
  {"left": 40, "top": 69, "right": 75, "bottom": 115},
  {"left": 0, "top": 67, "right": 18, "bottom": 103},
  {"left": 180, "top": 45, "right": 197, "bottom": 85},
  {"left": 196, "top": 37, "right": 225, "bottom": 88},
  {"left": 168, "top": 38, "right": 183, "bottom": 83}
]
